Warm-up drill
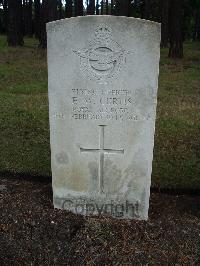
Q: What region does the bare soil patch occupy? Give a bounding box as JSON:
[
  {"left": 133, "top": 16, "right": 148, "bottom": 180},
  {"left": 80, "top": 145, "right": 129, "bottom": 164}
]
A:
[{"left": 0, "top": 175, "right": 200, "bottom": 265}]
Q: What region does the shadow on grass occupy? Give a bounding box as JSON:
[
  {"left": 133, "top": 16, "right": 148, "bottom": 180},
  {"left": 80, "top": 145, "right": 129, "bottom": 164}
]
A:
[
  {"left": 0, "top": 170, "right": 51, "bottom": 184},
  {"left": 0, "top": 170, "right": 200, "bottom": 196}
]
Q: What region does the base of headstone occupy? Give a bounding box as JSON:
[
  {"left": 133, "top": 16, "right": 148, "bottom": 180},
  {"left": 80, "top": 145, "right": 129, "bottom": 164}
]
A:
[{"left": 53, "top": 192, "right": 148, "bottom": 220}]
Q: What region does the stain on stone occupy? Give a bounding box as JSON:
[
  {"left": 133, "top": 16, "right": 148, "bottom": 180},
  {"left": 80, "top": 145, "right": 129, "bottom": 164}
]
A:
[
  {"left": 55, "top": 152, "right": 69, "bottom": 165},
  {"left": 104, "top": 159, "right": 122, "bottom": 193},
  {"left": 88, "top": 161, "right": 98, "bottom": 191},
  {"left": 88, "top": 162, "right": 98, "bottom": 180},
  {"left": 116, "top": 150, "right": 148, "bottom": 196}
]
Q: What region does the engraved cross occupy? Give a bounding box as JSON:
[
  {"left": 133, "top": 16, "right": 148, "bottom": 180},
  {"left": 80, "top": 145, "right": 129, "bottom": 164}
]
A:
[{"left": 80, "top": 125, "right": 124, "bottom": 193}]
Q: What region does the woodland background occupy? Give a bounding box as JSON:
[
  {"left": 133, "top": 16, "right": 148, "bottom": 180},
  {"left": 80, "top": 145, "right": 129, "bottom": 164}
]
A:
[
  {"left": 0, "top": 0, "right": 199, "bottom": 190},
  {"left": 0, "top": 0, "right": 200, "bottom": 55}
]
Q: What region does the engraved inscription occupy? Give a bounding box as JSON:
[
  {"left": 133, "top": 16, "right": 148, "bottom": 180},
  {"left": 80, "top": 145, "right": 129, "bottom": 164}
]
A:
[
  {"left": 80, "top": 125, "right": 124, "bottom": 194},
  {"left": 71, "top": 88, "right": 153, "bottom": 121},
  {"left": 74, "top": 25, "right": 127, "bottom": 83}
]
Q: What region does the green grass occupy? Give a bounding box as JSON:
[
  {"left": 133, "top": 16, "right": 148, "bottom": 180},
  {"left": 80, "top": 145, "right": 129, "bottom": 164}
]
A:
[
  {"left": 153, "top": 41, "right": 200, "bottom": 189},
  {"left": 0, "top": 35, "right": 199, "bottom": 189},
  {"left": 0, "top": 36, "right": 50, "bottom": 176}
]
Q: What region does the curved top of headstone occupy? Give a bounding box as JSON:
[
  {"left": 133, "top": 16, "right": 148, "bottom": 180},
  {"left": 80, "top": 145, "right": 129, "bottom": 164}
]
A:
[
  {"left": 46, "top": 15, "right": 160, "bottom": 33},
  {"left": 47, "top": 15, "right": 160, "bottom": 85}
]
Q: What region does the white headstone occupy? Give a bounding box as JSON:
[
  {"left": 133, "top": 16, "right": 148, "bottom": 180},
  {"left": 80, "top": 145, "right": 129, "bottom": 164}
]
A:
[{"left": 47, "top": 16, "right": 160, "bottom": 220}]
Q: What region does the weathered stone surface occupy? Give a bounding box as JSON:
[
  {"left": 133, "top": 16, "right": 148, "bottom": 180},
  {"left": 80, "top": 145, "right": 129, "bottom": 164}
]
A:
[{"left": 47, "top": 16, "right": 160, "bottom": 219}]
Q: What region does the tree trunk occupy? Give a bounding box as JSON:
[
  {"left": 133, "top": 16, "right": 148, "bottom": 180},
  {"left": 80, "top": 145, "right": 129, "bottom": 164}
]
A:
[
  {"left": 22, "top": 0, "right": 26, "bottom": 35},
  {"left": 106, "top": 0, "right": 108, "bottom": 15},
  {"left": 74, "top": 0, "right": 83, "bottom": 16},
  {"left": 2, "top": 0, "right": 8, "bottom": 33},
  {"left": 86, "top": 0, "right": 88, "bottom": 13},
  {"left": 39, "top": 0, "right": 57, "bottom": 49},
  {"left": 58, "top": 0, "right": 63, "bottom": 19},
  {"left": 23, "top": 0, "right": 33, "bottom": 37},
  {"left": 115, "top": 0, "right": 120, "bottom": 15},
  {"left": 28, "top": 0, "right": 33, "bottom": 36},
  {"left": 115, "top": 0, "right": 130, "bottom": 16},
  {"left": 65, "top": 0, "right": 72, "bottom": 18},
  {"left": 161, "top": 0, "right": 169, "bottom": 47},
  {"left": 111, "top": 0, "right": 114, "bottom": 15},
  {"left": 88, "top": 0, "right": 95, "bottom": 15},
  {"left": 168, "top": 0, "right": 183, "bottom": 58},
  {"left": 144, "top": 0, "right": 151, "bottom": 20},
  {"left": 34, "top": 0, "right": 40, "bottom": 39},
  {"left": 193, "top": 9, "right": 200, "bottom": 41},
  {"left": 196, "top": 9, "right": 200, "bottom": 40},
  {"left": 101, "top": 0, "right": 103, "bottom": 15},
  {"left": 96, "top": 0, "right": 99, "bottom": 15},
  {"left": 7, "top": 0, "right": 23, "bottom": 46}
]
